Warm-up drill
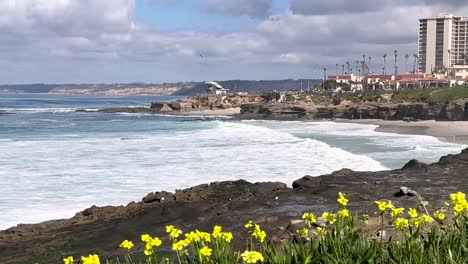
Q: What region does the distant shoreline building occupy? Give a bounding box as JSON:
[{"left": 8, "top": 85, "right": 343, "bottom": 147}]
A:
[
  {"left": 419, "top": 13, "right": 468, "bottom": 79},
  {"left": 205, "top": 81, "right": 229, "bottom": 95}
]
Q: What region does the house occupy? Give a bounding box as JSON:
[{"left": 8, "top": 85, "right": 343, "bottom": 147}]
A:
[{"left": 205, "top": 81, "right": 229, "bottom": 95}]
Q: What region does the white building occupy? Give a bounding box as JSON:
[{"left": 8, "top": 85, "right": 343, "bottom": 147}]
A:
[
  {"left": 205, "top": 81, "right": 229, "bottom": 95},
  {"left": 419, "top": 13, "right": 468, "bottom": 79}
]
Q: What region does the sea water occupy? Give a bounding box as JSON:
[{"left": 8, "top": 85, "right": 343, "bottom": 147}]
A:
[{"left": 0, "top": 94, "right": 466, "bottom": 230}]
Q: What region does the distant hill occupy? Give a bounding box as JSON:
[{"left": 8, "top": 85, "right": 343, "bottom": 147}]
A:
[
  {"left": 0, "top": 84, "right": 61, "bottom": 93},
  {"left": 0, "top": 80, "right": 321, "bottom": 95},
  {"left": 173, "top": 79, "right": 321, "bottom": 96}
]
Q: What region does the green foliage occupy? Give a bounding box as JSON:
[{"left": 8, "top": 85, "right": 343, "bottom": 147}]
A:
[
  {"left": 392, "top": 85, "right": 468, "bottom": 104},
  {"left": 62, "top": 192, "right": 468, "bottom": 264}
]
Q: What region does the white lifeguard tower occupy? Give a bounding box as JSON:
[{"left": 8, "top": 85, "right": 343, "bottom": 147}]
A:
[{"left": 205, "top": 81, "right": 229, "bottom": 95}]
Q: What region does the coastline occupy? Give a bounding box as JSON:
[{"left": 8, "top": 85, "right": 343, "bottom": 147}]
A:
[
  {"left": 173, "top": 107, "right": 241, "bottom": 116},
  {"left": 335, "top": 119, "right": 468, "bottom": 144}
]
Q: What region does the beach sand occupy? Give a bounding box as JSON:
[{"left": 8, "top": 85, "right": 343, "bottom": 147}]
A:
[
  {"left": 336, "top": 119, "right": 468, "bottom": 144},
  {"left": 177, "top": 107, "right": 241, "bottom": 116}
]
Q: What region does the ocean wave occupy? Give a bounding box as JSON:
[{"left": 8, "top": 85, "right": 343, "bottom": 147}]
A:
[{"left": 0, "top": 107, "right": 97, "bottom": 114}]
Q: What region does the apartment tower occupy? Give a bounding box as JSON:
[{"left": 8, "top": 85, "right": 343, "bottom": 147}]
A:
[{"left": 419, "top": 13, "right": 468, "bottom": 78}]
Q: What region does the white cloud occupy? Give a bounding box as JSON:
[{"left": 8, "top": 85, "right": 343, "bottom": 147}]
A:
[{"left": 1, "top": 0, "right": 468, "bottom": 83}]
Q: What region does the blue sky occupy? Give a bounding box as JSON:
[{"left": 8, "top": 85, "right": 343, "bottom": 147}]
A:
[
  {"left": 0, "top": 0, "right": 466, "bottom": 84},
  {"left": 136, "top": 0, "right": 289, "bottom": 32}
]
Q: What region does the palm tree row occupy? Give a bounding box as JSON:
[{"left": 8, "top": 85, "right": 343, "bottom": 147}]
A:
[{"left": 333, "top": 51, "right": 420, "bottom": 77}]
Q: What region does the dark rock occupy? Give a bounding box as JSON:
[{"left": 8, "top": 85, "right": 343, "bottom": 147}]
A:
[
  {"left": 286, "top": 220, "right": 307, "bottom": 234},
  {"left": 402, "top": 160, "right": 427, "bottom": 171},
  {"left": 292, "top": 176, "right": 321, "bottom": 189},
  {"left": 142, "top": 191, "right": 174, "bottom": 203},
  {"left": 437, "top": 99, "right": 468, "bottom": 121}
]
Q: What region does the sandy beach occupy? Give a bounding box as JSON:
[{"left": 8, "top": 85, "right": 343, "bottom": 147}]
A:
[
  {"left": 336, "top": 119, "right": 468, "bottom": 144},
  {"left": 176, "top": 107, "right": 241, "bottom": 116}
]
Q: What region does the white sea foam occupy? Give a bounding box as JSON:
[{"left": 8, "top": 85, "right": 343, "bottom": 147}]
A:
[
  {"left": 0, "top": 120, "right": 389, "bottom": 229},
  {"left": 0, "top": 107, "right": 92, "bottom": 114},
  {"left": 0, "top": 120, "right": 466, "bottom": 230}
]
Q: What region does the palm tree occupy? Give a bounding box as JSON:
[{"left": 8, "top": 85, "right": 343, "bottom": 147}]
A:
[
  {"left": 383, "top": 54, "right": 387, "bottom": 75},
  {"left": 323, "top": 68, "right": 327, "bottom": 90},
  {"left": 362, "top": 55, "right": 366, "bottom": 74},
  {"left": 336, "top": 64, "right": 339, "bottom": 76},
  {"left": 368, "top": 56, "right": 372, "bottom": 74},
  {"left": 355, "top": 61, "right": 359, "bottom": 76},
  {"left": 405, "top": 54, "right": 409, "bottom": 73},
  {"left": 342, "top": 64, "right": 345, "bottom": 75},
  {"left": 346, "top": 61, "right": 350, "bottom": 75},
  {"left": 394, "top": 50, "right": 398, "bottom": 76}
]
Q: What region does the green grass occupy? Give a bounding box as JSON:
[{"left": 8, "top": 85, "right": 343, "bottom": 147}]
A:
[
  {"left": 392, "top": 85, "right": 468, "bottom": 104},
  {"left": 430, "top": 85, "right": 468, "bottom": 103}
]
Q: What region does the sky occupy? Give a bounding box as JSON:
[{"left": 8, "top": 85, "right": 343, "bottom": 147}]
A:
[{"left": 0, "top": 0, "right": 468, "bottom": 84}]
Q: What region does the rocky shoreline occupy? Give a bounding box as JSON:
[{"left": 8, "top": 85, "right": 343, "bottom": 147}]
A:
[
  {"left": 91, "top": 92, "right": 468, "bottom": 123},
  {"left": 239, "top": 100, "right": 468, "bottom": 121},
  {"left": 1, "top": 148, "right": 468, "bottom": 263}
]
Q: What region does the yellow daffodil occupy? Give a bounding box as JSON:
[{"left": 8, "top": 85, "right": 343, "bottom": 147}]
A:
[
  {"left": 252, "top": 225, "right": 267, "bottom": 243},
  {"left": 421, "top": 214, "right": 434, "bottom": 223},
  {"left": 81, "top": 254, "right": 100, "bottom": 264},
  {"left": 150, "top": 237, "right": 162, "bottom": 247},
  {"left": 212, "top": 225, "right": 222, "bottom": 238},
  {"left": 450, "top": 192, "right": 466, "bottom": 204},
  {"left": 245, "top": 220, "right": 254, "bottom": 229},
  {"left": 337, "top": 192, "right": 349, "bottom": 207},
  {"left": 411, "top": 217, "right": 422, "bottom": 227},
  {"left": 433, "top": 210, "right": 446, "bottom": 221},
  {"left": 166, "top": 225, "right": 183, "bottom": 240},
  {"left": 408, "top": 208, "right": 418, "bottom": 218},
  {"left": 241, "top": 250, "right": 264, "bottom": 264},
  {"left": 222, "top": 232, "right": 233, "bottom": 243},
  {"left": 119, "top": 240, "right": 134, "bottom": 251},
  {"left": 296, "top": 227, "right": 308, "bottom": 235},
  {"left": 199, "top": 246, "right": 212, "bottom": 257},
  {"left": 144, "top": 249, "right": 153, "bottom": 256},
  {"left": 390, "top": 207, "right": 405, "bottom": 218},
  {"left": 394, "top": 218, "right": 409, "bottom": 231},
  {"left": 322, "top": 212, "right": 336, "bottom": 224},
  {"left": 63, "top": 256, "right": 74, "bottom": 264},
  {"left": 172, "top": 239, "right": 189, "bottom": 251},
  {"left": 375, "top": 200, "right": 394, "bottom": 211},
  {"left": 302, "top": 212, "right": 317, "bottom": 226},
  {"left": 316, "top": 226, "right": 327, "bottom": 235},
  {"left": 245, "top": 222, "right": 267, "bottom": 243},
  {"left": 141, "top": 234, "right": 151, "bottom": 243},
  {"left": 337, "top": 209, "right": 350, "bottom": 217}
]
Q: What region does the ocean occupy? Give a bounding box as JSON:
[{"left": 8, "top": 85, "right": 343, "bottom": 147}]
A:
[{"left": 0, "top": 94, "right": 466, "bottom": 230}]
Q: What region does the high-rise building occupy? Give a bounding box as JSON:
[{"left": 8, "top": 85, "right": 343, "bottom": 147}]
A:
[{"left": 419, "top": 13, "right": 468, "bottom": 79}]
